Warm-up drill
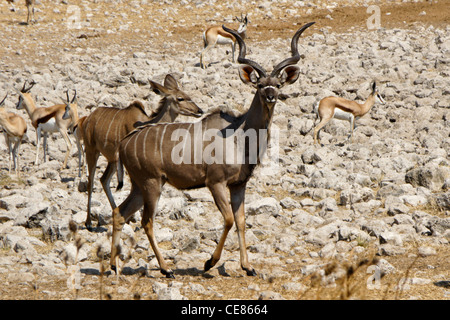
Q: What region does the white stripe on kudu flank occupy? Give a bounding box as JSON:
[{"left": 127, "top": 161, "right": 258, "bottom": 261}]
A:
[
  {"left": 159, "top": 124, "right": 168, "bottom": 166},
  {"left": 142, "top": 126, "right": 151, "bottom": 164},
  {"left": 104, "top": 109, "right": 121, "bottom": 148}
]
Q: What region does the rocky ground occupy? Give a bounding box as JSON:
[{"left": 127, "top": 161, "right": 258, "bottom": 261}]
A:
[{"left": 0, "top": 0, "right": 449, "bottom": 300}]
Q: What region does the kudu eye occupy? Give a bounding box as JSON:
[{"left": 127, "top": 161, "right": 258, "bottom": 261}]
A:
[{"left": 177, "top": 97, "right": 185, "bottom": 102}]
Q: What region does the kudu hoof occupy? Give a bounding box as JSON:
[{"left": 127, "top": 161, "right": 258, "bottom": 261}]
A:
[
  {"left": 161, "top": 269, "right": 175, "bottom": 279},
  {"left": 204, "top": 258, "right": 214, "bottom": 272},
  {"left": 245, "top": 268, "right": 257, "bottom": 277}
]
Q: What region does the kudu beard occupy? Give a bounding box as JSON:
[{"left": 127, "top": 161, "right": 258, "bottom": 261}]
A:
[{"left": 170, "top": 121, "right": 280, "bottom": 176}]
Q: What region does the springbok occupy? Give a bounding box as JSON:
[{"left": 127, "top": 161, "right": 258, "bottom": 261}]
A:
[
  {"left": 6, "top": 0, "right": 35, "bottom": 24},
  {"left": 0, "top": 93, "right": 27, "bottom": 175},
  {"left": 25, "top": 0, "right": 35, "bottom": 24},
  {"left": 15, "top": 81, "right": 79, "bottom": 169},
  {"left": 110, "top": 22, "right": 315, "bottom": 278},
  {"left": 313, "top": 81, "right": 385, "bottom": 145},
  {"left": 200, "top": 14, "right": 248, "bottom": 69},
  {"left": 78, "top": 74, "right": 204, "bottom": 231}
]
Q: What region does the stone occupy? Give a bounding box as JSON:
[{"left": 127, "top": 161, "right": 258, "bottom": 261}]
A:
[
  {"left": 258, "top": 290, "right": 286, "bottom": 300},
  {"left": 247, "top": 197, "right": 281, "bottom": 217},
  {"left": 418, "top": 246, "right": 437, "bottom": 257},
  {"left": 157, "top": 287, "right": 187, "bottom": 300},
  {"left": 405, "top": 165, "right": 449, "bottom": 191}
]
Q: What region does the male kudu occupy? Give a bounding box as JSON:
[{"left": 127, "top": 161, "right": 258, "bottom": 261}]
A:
[
  {"left": 79, "top": 74, "right": 203, "bottom": 231},
  {"left": 110, "top": 22, "right": 315, "bottom": 278}
]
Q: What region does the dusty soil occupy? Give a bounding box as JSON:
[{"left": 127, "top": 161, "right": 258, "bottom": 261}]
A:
[
  {"left": 0, "top": 0, "right": 449, "bottom": 301},
  {"left": 1, "top": 0, "right": 449, "bottom": 68}
]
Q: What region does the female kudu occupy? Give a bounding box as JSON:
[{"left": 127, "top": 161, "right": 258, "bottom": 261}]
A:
[
  {"left": 79, "top": 74, "right": 203, "bottom": 231},
  {"left": 110, "top": 22, "right": 315, "bottom": 278}
]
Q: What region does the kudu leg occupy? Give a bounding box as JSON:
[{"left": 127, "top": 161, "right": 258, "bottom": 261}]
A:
[
  {"left": 116, "top": 158, "right": 124, "bottom": 191},
  {"left": 230, "top": 184, "right": 256, "bottom": 276},
  {"left": 204, "top": 182, "right": 235, "bottom": 273},
  {"left": 140, "top": 180, "right": 174, "bottom": 278},
  {"left": 85, "top": 149, "right": 100, "bottom": 231},
  {"left": 100, "top": 161, "right": 118, "bottom": 210},
  {"left": 110, "top": 182, "right": 144, "bottom": 273}
]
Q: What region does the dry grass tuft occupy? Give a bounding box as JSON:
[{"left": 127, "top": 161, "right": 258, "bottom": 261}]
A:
[{"left": 299, "top": 248, "right": 387, "bottom": 300}]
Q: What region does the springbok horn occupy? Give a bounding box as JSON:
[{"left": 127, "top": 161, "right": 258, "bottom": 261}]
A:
[
  {"left": 0, "top": 93, "right": 7, "bottom": 106},
  {"left": 71, "top": 89, "right": 77, "bottom": 103},
  {"left": 24, "top": 80, "right": 35, "bottom": 93},
  {"left": 21, "top": 80, "right": 28, "bottom": 93}
]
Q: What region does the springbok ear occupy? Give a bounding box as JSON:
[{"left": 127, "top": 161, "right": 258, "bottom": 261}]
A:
[
  {"left": 238, "top": 65, "right": 259, "bottom": 85},
  {"left": 279, "top": 65, "right": 300, "bottom": 85},
  {"left": 0, "top": 93, "right": 7, "bottom": 107},
  {"left": 163, "top": 74, "right": 179, "bottom": 91}
]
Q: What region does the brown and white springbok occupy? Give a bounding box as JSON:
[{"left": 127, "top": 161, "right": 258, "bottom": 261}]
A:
[
  {"left": 25, "top": 0, "right": 35, "bottom": 24},
  {"left": 200, "top": 14, "right": 248, "bottom": 69},
  {"left": 6, "top": 0, "right": 35, "bottom": 24},
  {"left": 0, "top": 93, "right": 27, "bottom": 175},
  {"left": 77, "top": 74, "right": 203, "bottom": 231},
  {"left": 313, "top": 81, "right": 385, "bottom": 145},
  {"left": 110, "top": 22, "right": 315, "bottom": 278},
  {"left": 15, "top": 81, "right": 79, "bottom": 169}
]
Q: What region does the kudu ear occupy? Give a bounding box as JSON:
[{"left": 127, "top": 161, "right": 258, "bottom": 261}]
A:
[
  {"left": 279, "top": 65, "right": 300, "bottom": 86},
  {"left": 163, "top": 74, "right": 179, "bottom": 91},
  {"left": 149, "top": 80, "right": 170, "bottom": 96},
  {"left": 238, "top": 65, "right": 259, "bottom": 86}
]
